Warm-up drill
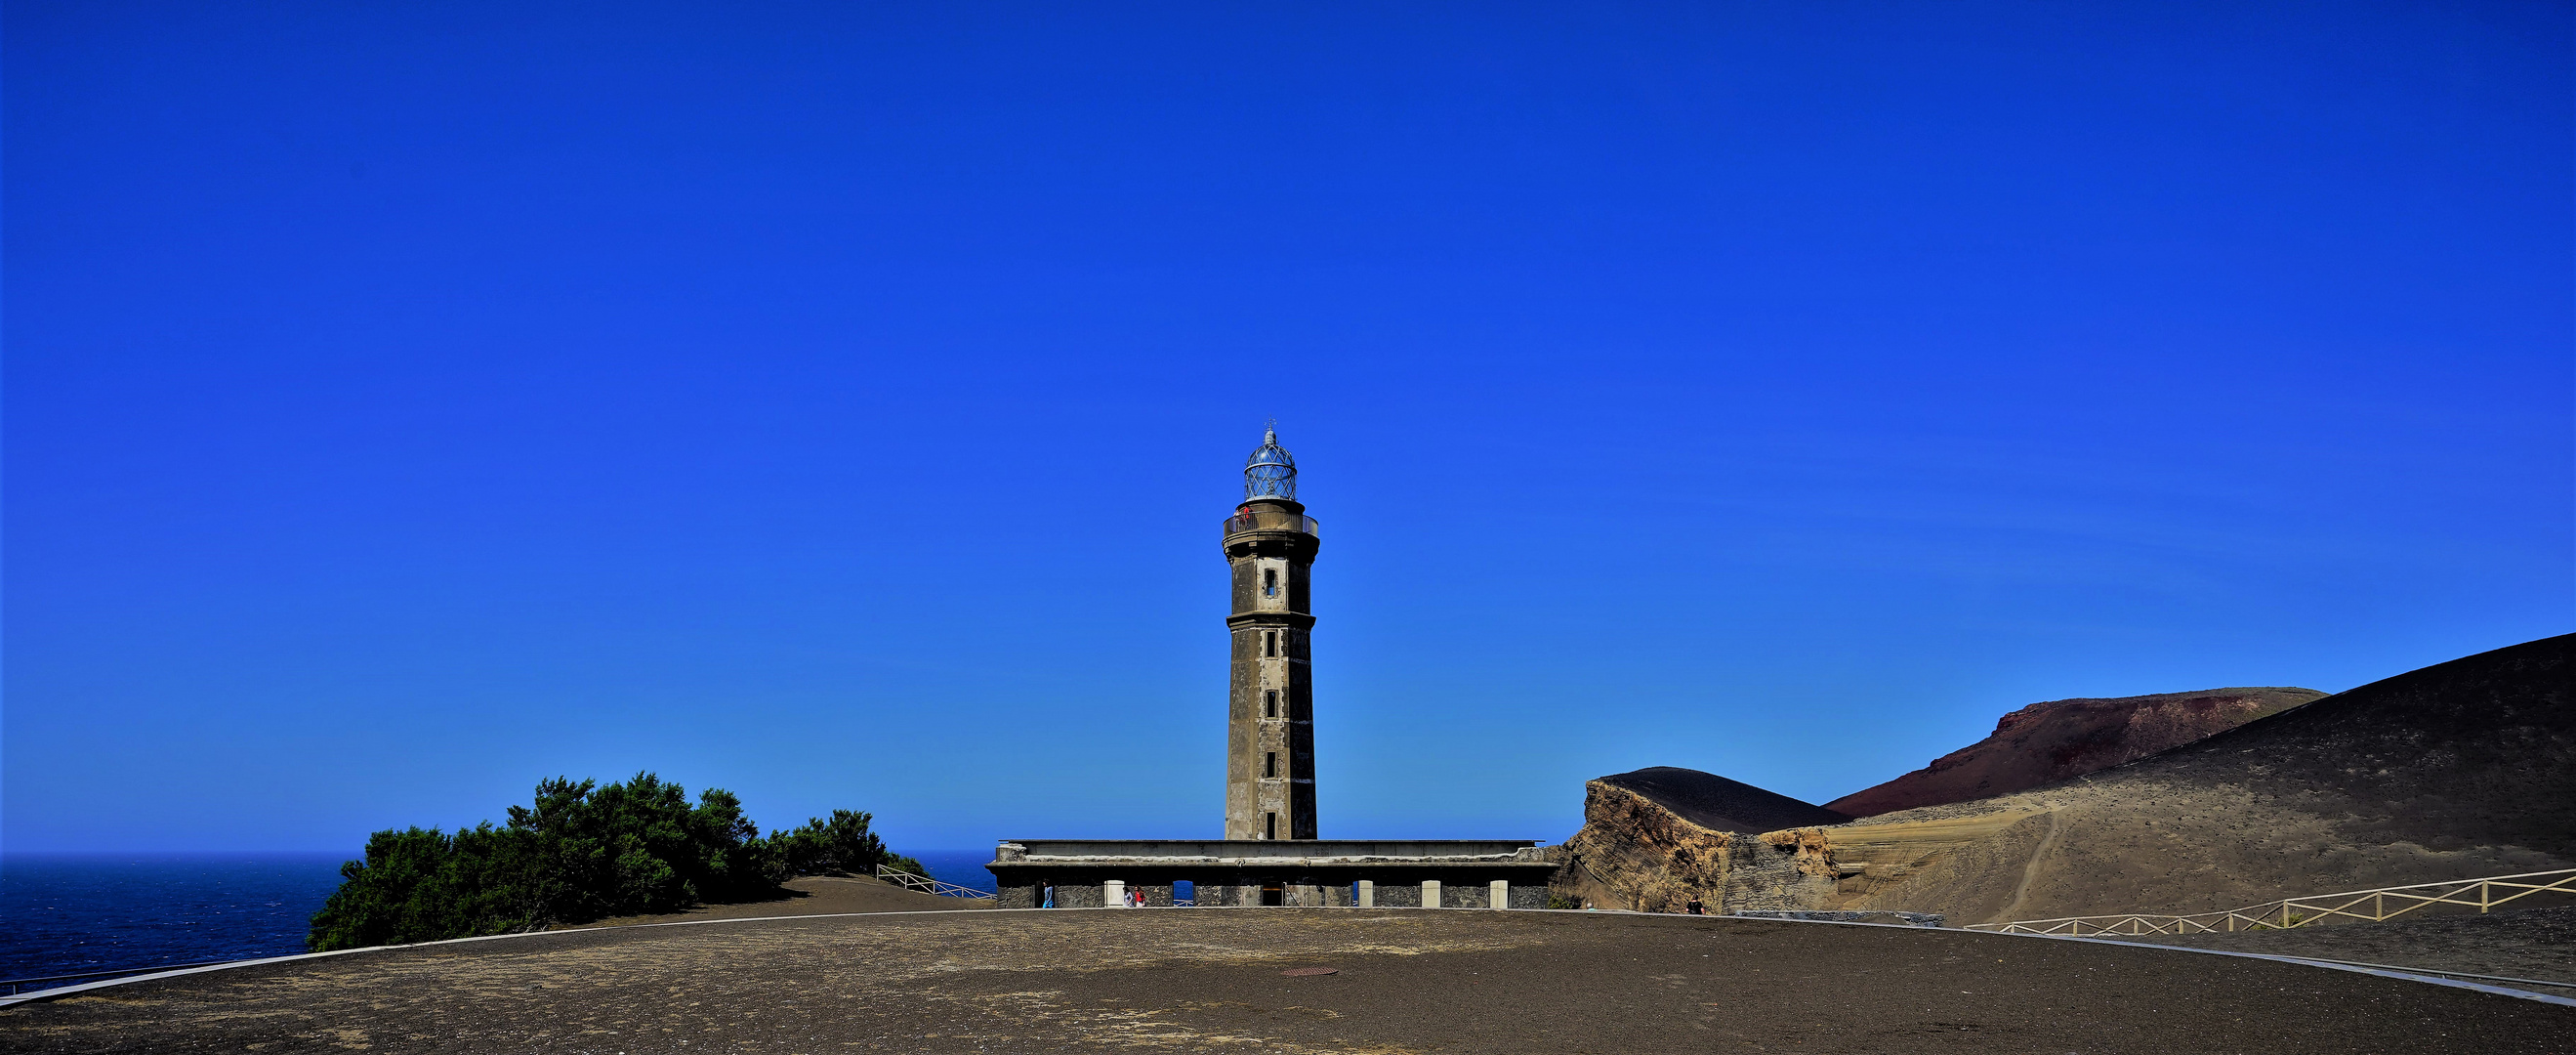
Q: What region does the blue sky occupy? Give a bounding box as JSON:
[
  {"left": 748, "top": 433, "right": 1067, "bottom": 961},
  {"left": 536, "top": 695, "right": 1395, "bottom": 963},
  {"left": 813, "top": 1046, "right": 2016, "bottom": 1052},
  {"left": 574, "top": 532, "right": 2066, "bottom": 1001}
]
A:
[{"left": 5, "top": 2, "right": 2568, "bottom": 855}]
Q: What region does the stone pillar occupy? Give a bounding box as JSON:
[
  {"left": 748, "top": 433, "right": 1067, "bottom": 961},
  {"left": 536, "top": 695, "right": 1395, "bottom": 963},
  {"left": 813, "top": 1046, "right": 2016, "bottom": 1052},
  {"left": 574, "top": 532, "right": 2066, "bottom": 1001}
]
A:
[
  {"left": 1490, "top": 879, "right": 1509, "bottom": 908},
  {"left": 1357, "top": 880, "right": 1374, "bottom": 907},
  {"left": 1423, "top": 879, "right": 1442, "bottom": 907}
]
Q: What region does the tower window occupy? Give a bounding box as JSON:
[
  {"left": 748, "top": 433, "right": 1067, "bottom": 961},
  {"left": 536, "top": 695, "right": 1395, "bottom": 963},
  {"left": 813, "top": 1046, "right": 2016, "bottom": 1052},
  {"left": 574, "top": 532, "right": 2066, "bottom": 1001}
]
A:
[
  {"left": 1264, "top": 631, "right": 1277, "bottom": 657},
  {"left": 1264, "top": 690, "right": 1278, "bottom": 718},
  {"left": 1266, "top": 812, "right": 1277, "bottom": 840},
  {"left": 1263, "top": 568, "right": 1277, "bottom": 598},
  {"left": 1264, "top": 751, "right": 1277, "bottom": 778}
]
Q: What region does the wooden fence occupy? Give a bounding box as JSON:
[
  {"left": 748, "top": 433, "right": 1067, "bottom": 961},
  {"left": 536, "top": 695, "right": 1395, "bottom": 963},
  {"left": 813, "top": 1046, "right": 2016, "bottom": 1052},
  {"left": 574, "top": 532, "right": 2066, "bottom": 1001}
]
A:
[
  {"left": 876, "top": 865, "right": 996, "bottom": 900},
  {"left": 1967, "top": 868, "right": 2576, "bottom": 936}
]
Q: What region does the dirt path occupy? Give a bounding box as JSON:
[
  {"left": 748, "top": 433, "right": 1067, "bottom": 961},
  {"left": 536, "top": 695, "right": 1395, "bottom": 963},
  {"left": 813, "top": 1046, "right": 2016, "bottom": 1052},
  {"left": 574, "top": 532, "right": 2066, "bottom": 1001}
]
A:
[{"left": 1996, "top": 808, "right": 2064, "bottom": 922}]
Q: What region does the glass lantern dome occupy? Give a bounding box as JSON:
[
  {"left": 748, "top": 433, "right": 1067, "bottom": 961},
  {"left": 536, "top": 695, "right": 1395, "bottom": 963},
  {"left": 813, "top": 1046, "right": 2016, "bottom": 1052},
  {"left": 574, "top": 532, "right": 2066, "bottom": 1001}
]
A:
[{"left": 1243, "top": 427, "right": 1298, "bottom": 501}]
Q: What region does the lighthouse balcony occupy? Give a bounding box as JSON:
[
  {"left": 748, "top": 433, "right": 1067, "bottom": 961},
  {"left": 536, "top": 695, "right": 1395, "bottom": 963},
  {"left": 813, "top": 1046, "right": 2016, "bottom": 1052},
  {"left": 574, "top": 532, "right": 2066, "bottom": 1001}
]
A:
[{"left": 1222, "top": 510, "right": 1320, "bottom": 538}]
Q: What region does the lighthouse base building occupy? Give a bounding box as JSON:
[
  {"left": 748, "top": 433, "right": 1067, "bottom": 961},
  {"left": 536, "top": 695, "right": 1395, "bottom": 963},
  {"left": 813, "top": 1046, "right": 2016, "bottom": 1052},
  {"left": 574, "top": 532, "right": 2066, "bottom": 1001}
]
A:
[
  {"left": 986, "top": 428, "right": 1558, "bottom": 908},
  {"left": 985, "top": 839, "right": 1558, "bottom": 909}
]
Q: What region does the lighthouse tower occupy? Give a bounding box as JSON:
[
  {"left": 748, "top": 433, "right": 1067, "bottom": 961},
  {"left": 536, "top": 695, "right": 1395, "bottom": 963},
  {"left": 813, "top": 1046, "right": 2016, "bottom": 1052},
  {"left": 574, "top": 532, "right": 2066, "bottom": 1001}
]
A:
[{"left": 1224, "top": 428, "right": 1321, "bottom": 840}]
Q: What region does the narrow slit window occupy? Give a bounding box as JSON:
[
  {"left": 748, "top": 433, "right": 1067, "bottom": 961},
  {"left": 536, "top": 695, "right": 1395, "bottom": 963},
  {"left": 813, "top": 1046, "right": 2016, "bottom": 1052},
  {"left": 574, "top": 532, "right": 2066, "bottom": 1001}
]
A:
[
  {"left": 1264, "top": 751, "right": 1277, "bottom": 778},
  {"left": 1266, "top": 812, "right": 1277, "bottom": 840},
  {"left": 1264, "top": 690, "right": 1278, "bottom": 718},
  {"left": 1263, "top": 568, "right": 1277, "bottom": 598},
  {"left": 1264, "top": 631, "right": 1277, "bottom": 657}
]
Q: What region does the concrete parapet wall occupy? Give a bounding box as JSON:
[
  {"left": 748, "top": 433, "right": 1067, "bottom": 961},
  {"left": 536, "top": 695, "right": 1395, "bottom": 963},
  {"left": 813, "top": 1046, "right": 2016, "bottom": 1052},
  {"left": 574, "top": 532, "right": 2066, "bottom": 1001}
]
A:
[{"left": 1731, "top": 910, "right": 1945, "bottom": 927}]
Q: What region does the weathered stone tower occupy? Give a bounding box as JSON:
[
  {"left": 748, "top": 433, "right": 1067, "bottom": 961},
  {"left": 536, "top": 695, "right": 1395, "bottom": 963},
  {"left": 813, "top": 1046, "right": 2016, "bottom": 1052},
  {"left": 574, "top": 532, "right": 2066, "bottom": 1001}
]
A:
[{"left": 1224, "top": 428, "right": 1320, "bottom": 840}]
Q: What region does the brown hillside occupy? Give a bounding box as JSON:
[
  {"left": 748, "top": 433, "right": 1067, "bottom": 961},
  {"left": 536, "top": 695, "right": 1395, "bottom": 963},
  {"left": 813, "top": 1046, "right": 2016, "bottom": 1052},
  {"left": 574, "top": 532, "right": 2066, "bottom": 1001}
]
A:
[
  {"left": 1824, "top": 687, "right": 2326, "bottom": 817},
  {"left": 1555, "top": 634, "right": 2574, "bottom": 924},
  {"left": 1818, "top": 633, "right": 2575, "bottom": 923}
]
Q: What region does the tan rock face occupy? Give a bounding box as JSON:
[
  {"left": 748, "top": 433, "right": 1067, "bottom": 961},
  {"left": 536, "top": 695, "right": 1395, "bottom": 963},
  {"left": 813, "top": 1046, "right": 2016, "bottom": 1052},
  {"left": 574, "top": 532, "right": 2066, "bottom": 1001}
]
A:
[
  {"left": 1548, "top": 781, "right": 1842, "bottom": 914},
  {"left": 1552, "top": 781, "right": 1732, "bottom": 912},
  {"left": 1823, "top": 687, "right": 2326, "bottom": 818}
]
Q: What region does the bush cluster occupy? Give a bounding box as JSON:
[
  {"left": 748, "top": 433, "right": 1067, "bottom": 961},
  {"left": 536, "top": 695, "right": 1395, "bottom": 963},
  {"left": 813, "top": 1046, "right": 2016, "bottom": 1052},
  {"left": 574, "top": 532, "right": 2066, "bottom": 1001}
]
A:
[
  {"left": 307, "top": 773, "right": 924, "bottom": 951},
  {"left": 763, "top": 808, "right": 926, "bottom": 882}
]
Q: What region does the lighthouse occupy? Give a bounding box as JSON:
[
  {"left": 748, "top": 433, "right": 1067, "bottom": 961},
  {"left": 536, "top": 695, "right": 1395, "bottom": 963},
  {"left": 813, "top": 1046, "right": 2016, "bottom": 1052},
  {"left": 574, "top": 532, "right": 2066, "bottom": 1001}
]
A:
[
  {"left": 983, "top": 427, "right": 1558, "bottom": 907},
  {"left": 1223, "top": 428, "right": 1321, "bottom": 840}
]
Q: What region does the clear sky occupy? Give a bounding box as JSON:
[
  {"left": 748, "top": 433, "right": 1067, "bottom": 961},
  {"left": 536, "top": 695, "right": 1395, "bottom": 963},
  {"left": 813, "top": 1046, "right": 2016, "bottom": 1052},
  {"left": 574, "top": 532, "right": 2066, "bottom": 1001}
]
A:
[{"left": 5, "top": 2, "right": 2568, "bottom": 856}]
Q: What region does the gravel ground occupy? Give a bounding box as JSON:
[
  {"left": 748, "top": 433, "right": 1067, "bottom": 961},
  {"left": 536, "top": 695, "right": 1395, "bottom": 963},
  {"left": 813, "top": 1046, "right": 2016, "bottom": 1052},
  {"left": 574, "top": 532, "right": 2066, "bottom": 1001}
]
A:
[
  {"left": 2121, "top": 906, "right": 2576, "bottom": 992},
  {"left": 3, "top": 908, "right": 2566, "bottom": 1054}
]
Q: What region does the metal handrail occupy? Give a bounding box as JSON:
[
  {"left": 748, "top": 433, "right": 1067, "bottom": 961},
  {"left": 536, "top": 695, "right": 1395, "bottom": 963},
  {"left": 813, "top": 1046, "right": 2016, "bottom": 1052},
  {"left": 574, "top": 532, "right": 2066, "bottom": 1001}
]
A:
[
  {"left": 876, "top": 865, "right": 996, "bottom": 900},
  {"left": 1, "top": 958, "right": 247, "bottom": 995},
  {"left": 1968, "top": 868, "right": 2576, "bottom": 936}
]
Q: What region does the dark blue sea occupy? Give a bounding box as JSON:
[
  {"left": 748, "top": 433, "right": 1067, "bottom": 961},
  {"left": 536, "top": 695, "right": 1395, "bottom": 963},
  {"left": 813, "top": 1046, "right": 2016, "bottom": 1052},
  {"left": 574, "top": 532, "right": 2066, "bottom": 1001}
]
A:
[
  {"left": 909, "top": 850, "right": 999, "bottom": 895},
  {"left": 0, "top": 853, "right": 349, "bottom": 984},
  {"left": 0, "top": 849, "right": 996, "bottom": 987}
]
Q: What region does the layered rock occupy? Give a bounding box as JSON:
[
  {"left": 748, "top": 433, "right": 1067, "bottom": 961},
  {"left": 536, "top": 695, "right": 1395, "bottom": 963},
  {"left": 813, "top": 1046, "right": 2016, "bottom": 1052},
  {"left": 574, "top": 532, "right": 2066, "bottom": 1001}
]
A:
[{"left": 1547, "top": 769, "right": 1845, "bottom": 913}]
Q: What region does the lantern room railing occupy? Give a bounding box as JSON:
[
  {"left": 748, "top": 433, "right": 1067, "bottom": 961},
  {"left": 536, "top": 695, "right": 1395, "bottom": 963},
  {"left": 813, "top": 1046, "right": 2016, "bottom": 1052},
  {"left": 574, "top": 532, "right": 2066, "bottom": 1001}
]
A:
[{"left": 1223, "top": 511, "right": 1321, "bottom": 537}]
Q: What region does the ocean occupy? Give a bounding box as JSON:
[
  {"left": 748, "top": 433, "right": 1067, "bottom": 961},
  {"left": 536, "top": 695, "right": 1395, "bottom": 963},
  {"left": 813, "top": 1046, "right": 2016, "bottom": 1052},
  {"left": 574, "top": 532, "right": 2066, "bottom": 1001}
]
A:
[
  {"left": 908, "top": 850, "right": 1000, "bottom": 895},
  {"left": 0, "top": 849, "right": 997, "bottom": 987},
  {"left": 0, "top": 853, "right": 349, "bottom": 984}
]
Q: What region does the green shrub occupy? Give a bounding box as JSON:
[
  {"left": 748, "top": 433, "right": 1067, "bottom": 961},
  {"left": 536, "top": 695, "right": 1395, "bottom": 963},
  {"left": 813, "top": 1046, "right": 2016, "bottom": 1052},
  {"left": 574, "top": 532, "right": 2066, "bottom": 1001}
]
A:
[
  {"left": 308, "top": 773, "right": 920, "bottom": 951},
  {"left": 765, "top": 809, "right": 921, "bottom": 878}
]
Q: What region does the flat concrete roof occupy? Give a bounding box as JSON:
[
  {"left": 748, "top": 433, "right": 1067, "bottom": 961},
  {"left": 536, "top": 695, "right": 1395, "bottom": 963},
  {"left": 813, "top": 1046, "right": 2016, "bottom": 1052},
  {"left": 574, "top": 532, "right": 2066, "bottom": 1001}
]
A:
[{"left": 992, "top": 839, "right": 1546, "bottom": 864}]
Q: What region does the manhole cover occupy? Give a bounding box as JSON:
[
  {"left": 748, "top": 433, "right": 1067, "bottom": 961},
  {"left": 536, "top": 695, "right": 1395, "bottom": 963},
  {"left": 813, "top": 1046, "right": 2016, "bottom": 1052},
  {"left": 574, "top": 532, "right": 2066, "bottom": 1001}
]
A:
[{"left": 1281, "top": 967, "right": 1339, "bottom": 977}]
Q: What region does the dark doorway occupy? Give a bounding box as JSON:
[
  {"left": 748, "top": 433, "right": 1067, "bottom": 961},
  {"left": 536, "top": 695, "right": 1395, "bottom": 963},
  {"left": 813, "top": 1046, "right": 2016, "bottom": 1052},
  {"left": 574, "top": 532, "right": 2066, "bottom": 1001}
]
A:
[{"left": 1261, "top": 883, "right": 1284, "bottom": 907}]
